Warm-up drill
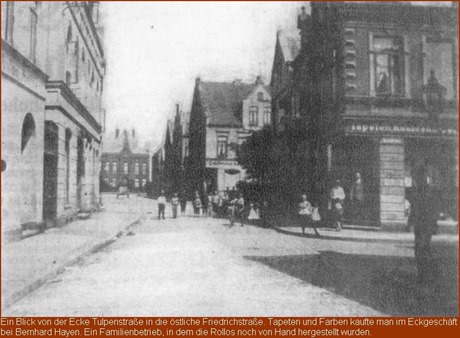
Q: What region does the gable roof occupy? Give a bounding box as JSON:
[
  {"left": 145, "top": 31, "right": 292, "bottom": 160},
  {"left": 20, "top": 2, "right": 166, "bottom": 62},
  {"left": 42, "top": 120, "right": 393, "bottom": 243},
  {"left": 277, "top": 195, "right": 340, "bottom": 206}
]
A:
[
  {"left": 199, "top": 81, "right": 271, "bottom": 127},
  {"left": 277, "top": 29, "right": 301, "bottom": 63}
]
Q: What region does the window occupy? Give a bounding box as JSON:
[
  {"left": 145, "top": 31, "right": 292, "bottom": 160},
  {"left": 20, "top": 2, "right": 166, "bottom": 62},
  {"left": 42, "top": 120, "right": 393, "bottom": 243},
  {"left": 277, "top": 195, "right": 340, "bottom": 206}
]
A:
[
  {"left": 142, "top": 179, "right": 147, "bottom": 188},
  {"left": 104, "top": 178, "right": 109, "bottom": 185},
  {"left": 29, "top": 8, "right": 37, "bottom": 63},
  {"left": 104, "top": 162, "right": 109, "bottom": 172},
  {"left": 21, "top": 113, "right": 36, "bottom": 153},
  {"left": 111, "top": 178, "right": 116, "bottom": 187},
  {"left": 424, "top": 38, "right": 455, "bottom": 101},
  {"left": 135, "top": 162, "right": 140, "bottom": 175},
  {"left": 65, "top": 129, "right": 72, "bottom": 203},
  {"left": 370, "top": 36, "right": 404, "bottom": 96},
  {"left": 134, "top": 179, "right": 139, "bottom": 188},
  {"left": 249, "top": 106, "right": 258, "bottom": 127},
  {"left": 123, "top": 162, "right": 129, "bottom": 174},
  {"left": 112, "top": 162, "right": 117, "bottom": 173},
  {"left": 142, "top": 163, "right": 147, "bottom": 176},
  {"left": 3, "top": 2, "right": 14, "bottom": 44},
  {"left": 264, "top": 108, "right": 271, "bottom": 125},
  {"left": 217, "top": 136, "right": 228, "bottom": 159},
  {"left": 257, "top": 92, "right": 264, "bottom": 101}
]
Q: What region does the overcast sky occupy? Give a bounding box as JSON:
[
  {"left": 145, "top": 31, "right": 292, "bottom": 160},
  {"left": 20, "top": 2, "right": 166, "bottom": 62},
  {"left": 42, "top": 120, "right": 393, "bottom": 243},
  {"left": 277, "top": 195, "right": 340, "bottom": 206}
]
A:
[
  {"left": 103, "top": 1, "right": 452, "bottom": 149},
  {"left": 103, "top": 1, "right": 302, "bottom": 148}
]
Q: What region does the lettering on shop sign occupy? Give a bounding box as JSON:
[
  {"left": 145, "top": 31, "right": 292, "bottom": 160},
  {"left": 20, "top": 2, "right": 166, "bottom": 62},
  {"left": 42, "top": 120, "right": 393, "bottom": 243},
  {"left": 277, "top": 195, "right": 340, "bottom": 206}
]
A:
[
  {"left": 346, "top": 123, "right": 458, "bottom": 137},
  {"left": 206, "top": 159, "right": 238, "bottom": 167}
]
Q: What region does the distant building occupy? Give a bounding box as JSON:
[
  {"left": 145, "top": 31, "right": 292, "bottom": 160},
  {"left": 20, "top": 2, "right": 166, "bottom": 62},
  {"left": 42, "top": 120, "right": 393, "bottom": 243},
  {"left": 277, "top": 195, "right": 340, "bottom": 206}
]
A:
[
  {"left": 188, "top": 76, "right": 272, "bottom": 195},
  {"left": 101, "top": 129, "right": 150, "bottom": 193},
  {"left": 1, "top": 2, "right": 106, "bottom": 234},
  {"left": 295, "top": 2, "right": 458, "bottom": 228}
]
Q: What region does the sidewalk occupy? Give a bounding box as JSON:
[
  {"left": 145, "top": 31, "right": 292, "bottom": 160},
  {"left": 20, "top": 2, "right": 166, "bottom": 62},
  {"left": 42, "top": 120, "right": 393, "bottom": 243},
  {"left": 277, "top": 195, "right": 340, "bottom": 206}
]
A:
[{"left": 1, "top": 204, "right": 143, "bottom": 311}]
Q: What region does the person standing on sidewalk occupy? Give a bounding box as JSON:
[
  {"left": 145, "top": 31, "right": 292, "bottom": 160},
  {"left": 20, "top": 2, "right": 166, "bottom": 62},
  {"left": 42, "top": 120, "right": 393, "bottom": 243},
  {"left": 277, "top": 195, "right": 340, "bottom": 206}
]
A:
[
  {"left": 350, "top": 172, "right": 365, "bottom": 221},
  {"left": 193, "top": 191, "right": 203, "bottom": 216},
  {"left": 330, "top": 180, "right": 345, "bottom": 231},
  {"left": 171, "top": 193, "right": 180, "bottom": 219},
  {"left": 412, "top": 172, "right": 440, "bottom": 283},
  {"left": 298, "top": 194, "right": 318, "bottom": 236},
  {"left": 157, "top": 191, "right": 166, "bottom": 220},
  {"left": 180, "top": 190, "right": 187, "bottom": 216}
]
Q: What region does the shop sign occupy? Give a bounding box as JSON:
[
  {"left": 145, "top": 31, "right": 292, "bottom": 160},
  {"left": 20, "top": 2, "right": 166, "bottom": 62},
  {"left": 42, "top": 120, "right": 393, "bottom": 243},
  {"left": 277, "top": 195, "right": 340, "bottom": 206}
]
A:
[
  {"left": 345, "top": 123, "right": 457, "bottom": 137},
  {"left": 206, "top": 159, "right": 238, "bottom": 167}
]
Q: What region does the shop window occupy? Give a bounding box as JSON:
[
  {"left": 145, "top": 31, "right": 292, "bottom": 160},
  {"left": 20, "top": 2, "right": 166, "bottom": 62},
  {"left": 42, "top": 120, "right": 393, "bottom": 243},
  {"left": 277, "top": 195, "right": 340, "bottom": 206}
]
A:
[
  {"left": 370, "top": 36, "right": 404, "bottom": 96},
  {"left": 217, "top": 136, "right": 228, "bottom": 159},
  {"left": 21, "top": 113, "right": 36, "bottom": 153},
  {"left": 249, "top": 107, "right": 258, "bottom": 126}
]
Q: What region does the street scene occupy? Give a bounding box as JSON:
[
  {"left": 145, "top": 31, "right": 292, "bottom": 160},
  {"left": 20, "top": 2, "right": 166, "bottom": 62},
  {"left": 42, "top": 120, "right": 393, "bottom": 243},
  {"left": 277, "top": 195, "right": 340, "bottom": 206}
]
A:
[{"left": 1, "top": 1, "right": 459, "bottom": 317}]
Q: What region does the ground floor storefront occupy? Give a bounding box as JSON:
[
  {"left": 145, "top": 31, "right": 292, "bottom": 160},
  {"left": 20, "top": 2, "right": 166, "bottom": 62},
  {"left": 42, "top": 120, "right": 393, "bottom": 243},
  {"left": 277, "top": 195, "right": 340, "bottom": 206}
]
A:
[
  {"left": 205, "top": 159, "right": 246, "bottom": 194},
  {"left": 325, "top": 120, "right": 458, "bottom": 229}
]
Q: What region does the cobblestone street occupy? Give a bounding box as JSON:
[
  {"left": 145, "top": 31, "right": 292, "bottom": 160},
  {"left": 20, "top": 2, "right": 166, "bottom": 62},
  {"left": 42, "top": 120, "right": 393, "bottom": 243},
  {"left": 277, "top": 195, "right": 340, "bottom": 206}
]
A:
[{"left": 4, "top": 198, "right": 457, "bottom": 316}]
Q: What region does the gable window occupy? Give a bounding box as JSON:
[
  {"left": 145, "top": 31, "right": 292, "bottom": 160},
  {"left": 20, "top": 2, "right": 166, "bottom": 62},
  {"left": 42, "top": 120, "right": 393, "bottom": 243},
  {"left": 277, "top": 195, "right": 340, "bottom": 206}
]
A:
[
  {"left": 257, "top": 92, "right": 264, "bottom": 101},
  {"left": 370, "top": 36, "right": 405, "bottom": 96},
  {"left": 249, "top": 106, "right": 258, "bottom": 127},
  {"left": 264, "top": 108, "right": 271, "bottom": 125},
  {"left": 217, "top": 136, "right": 228, "bottom": 159}
]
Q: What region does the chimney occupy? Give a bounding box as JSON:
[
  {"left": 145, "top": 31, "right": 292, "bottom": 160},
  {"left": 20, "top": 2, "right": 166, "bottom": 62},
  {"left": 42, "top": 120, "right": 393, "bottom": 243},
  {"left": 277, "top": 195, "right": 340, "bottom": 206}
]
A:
[
  {"left": 195, "top": 77, "right": 201, "bottom": 85},
  {"left": 255, "top": 76, "right": 264, "bottom": 85},
  {"left": 298, "top": 6, "right": 311, "bottom": 30},
  {"left": 176, "top": 103, "right": 180, "bottom": 116},
  {"left": 132, "top": 129, "right": 135, "bottom": 138},
  {"left": 115, "top": 129, "right": 120, "bottom": 138},
  {"left": 233, "top": 79, "right": 242, "bottom": 86}
]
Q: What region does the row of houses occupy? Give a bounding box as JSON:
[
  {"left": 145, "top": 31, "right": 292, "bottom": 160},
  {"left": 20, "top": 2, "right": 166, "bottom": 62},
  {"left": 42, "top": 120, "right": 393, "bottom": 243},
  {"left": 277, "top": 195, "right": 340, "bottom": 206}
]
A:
[
  {"left": 2, "top": 2, "right": 106, "bottom": 236},
  {"left": 157, "top": 2, "right": 458, "bottom": 229}
]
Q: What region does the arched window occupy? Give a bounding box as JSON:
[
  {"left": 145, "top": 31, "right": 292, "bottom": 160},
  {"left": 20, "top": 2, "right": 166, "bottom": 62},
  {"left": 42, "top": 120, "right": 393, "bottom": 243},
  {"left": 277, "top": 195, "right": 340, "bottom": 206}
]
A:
[
  {"left": 21, "top": 113, "right": 36, "bottom": 153},
  {"left": 66, "top": 23, "right": 72, "bottom": 46}
]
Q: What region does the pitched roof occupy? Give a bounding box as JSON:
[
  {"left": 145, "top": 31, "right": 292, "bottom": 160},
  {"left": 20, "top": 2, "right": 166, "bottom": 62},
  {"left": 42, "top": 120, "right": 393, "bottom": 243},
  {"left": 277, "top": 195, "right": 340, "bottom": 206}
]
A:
[
  {"left": 103, "top": 129, "right": 148, "bottom": 155},
  {"left": 199, "top": 81, "right": 271, "bottom": 127},
  {"left": 277, "top": 29, "right": 301, "bottom": 63}
]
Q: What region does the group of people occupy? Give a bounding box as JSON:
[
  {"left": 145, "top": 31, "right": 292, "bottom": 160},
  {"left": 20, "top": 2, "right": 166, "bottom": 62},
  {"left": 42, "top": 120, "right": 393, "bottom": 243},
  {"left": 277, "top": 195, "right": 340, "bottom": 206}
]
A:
[{"left": 156, "top": 189, "right": 270, "bottom": 228}]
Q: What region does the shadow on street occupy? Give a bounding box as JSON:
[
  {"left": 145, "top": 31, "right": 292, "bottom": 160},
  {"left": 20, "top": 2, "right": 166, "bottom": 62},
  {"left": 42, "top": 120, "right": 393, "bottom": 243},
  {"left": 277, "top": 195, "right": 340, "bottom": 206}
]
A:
[{"left": 245, "top": 242, "right": 458, "bottom": 316}]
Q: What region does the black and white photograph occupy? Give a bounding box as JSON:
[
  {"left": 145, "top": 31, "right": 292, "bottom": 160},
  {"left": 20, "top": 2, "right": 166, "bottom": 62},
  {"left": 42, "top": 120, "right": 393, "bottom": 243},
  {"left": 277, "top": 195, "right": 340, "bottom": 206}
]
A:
[{"left": 1, "top": 1, "right": 458, "bottom": 317}]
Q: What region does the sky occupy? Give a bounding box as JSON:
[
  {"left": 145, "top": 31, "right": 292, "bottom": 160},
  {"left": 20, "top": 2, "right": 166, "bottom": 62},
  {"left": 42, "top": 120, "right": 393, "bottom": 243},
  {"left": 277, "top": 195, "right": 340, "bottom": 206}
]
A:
[
  {"left": 102, "top": 1, "right": 453, "bottom": 149},
  {"left": 103, "top": 1, "right": 302, "bottom": 148}
]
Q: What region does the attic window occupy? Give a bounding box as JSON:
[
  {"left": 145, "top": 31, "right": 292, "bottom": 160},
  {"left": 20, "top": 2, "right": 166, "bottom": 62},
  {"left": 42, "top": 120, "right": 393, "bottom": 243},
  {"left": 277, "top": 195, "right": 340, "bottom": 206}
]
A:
[{"left": 257, "top": 92, "right": 264, "bottom": 101}]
